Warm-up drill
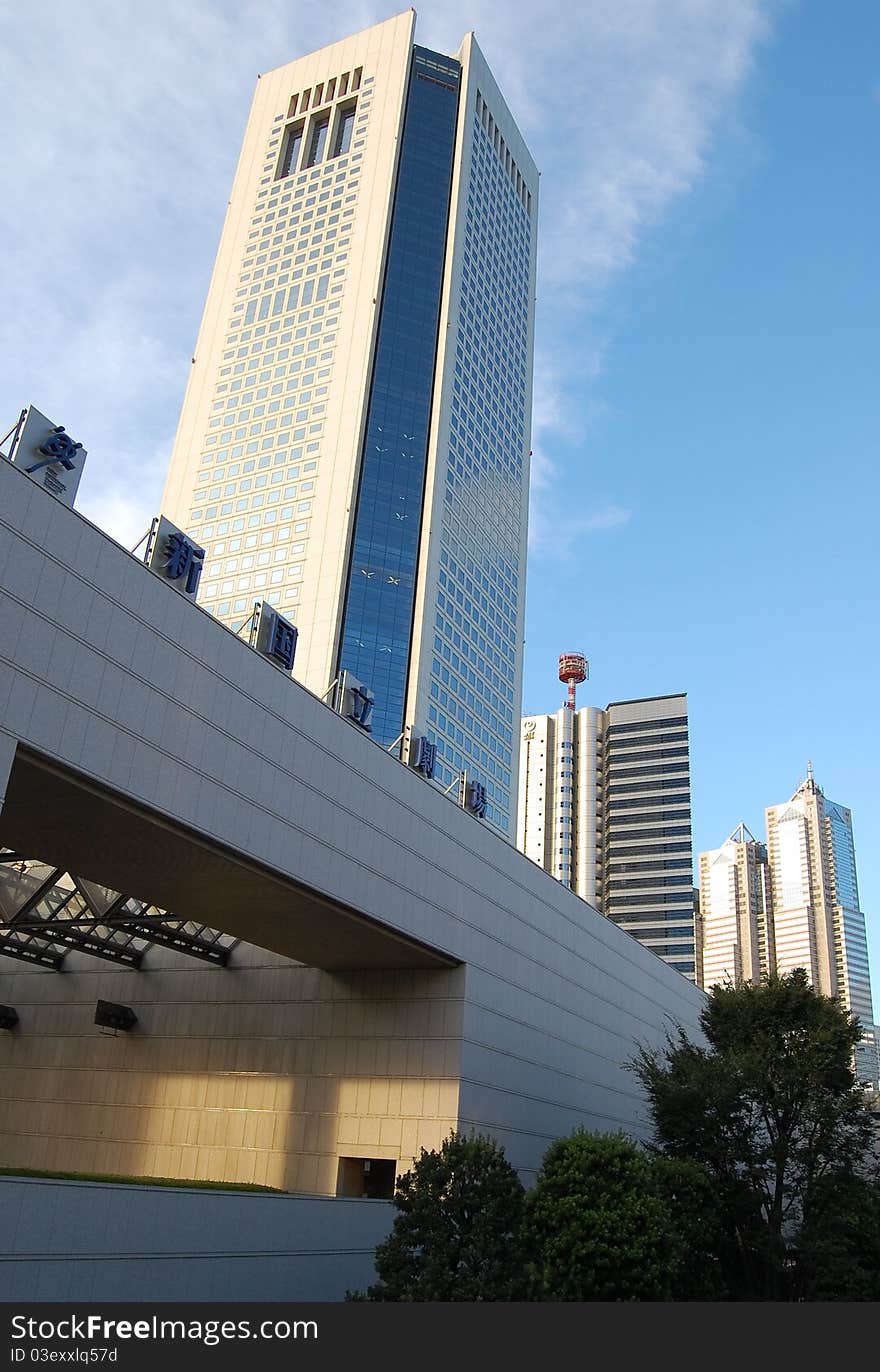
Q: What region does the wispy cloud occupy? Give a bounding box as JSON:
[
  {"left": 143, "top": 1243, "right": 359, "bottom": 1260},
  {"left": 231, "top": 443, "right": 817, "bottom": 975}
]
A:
[
  {"left": 0, "top": 0, "right": 771, "bottom": 552},
  {"left": 528, "top": 490, "right": 633, "bottom": 559}
]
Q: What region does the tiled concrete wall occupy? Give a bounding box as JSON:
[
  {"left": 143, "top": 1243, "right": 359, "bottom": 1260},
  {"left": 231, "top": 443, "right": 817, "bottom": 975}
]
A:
[
  {"left": 0, "top": 1176, "right": 393, "bottom": 1300},
  {"left": 0, "top": 945, "right": 463, "bottom": 1193}
]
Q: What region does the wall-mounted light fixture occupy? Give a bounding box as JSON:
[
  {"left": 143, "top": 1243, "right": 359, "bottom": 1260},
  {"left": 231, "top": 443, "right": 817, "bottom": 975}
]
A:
[{"left": 94, "top": 1000, "right": 137, "bottom": 1031}]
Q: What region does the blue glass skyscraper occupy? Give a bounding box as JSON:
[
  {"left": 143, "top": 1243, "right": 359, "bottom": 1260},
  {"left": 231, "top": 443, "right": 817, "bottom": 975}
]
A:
[{"left": 163, "top": 11, "right": 538, "bottom": 835}]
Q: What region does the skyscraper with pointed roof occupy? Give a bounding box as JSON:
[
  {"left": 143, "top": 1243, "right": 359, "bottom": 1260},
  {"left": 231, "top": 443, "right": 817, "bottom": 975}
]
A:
[
  {"left": 700, "top": 769, "right": 877, "bottom": 1085},
  {"left": 697, "top": 824, "right": 772, "bottom": 991}
]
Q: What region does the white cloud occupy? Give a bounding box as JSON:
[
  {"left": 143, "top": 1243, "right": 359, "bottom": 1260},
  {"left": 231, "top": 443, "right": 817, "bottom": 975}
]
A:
[
  {"left": 0, "top": 0, "right": 771, "bottom": 549},
  {"left": 528, "top": 491, "right": 632, "bottom": 559}
]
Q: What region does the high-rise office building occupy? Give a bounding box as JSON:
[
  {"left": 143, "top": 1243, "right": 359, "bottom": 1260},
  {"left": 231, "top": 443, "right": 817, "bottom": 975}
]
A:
[
  {"left": 699, "top": 769, "right": 877, "bottom": 1085},
  {"left": 696, "top": 824, "right": 772, "bottom": 991},
  {"left": 519, "top": 693, "right": 696, "bottom": 979},
  {"left": 766, "top": 769, "right": 876, "bottom": 1082},
  {"left": 161, "top": 11, "right": 538, "bottom": 833}
]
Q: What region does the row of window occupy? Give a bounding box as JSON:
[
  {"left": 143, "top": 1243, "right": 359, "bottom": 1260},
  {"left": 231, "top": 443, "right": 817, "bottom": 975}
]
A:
[
  {"left": 285, "top": 67, "right": 363, "bottom": 123},
  {"left": 243, "top": 274, "right": 331, "bottom": 325},
  {"left": 609, "top": 809, "right": 691, "bottom": 826},
  {"left": 602, "top": 759, "right": 689, "bottom": 782},
  {"left": 606, "top": 714, "right": 687, "bottom": 736},
  {"left": 606, "top": 874, "right": 694, "bottom": 892},
  {"left": 606, "top": 836, "right": 692, "bottom": 853},
  {"left": 606, "top": 774, "right": 690, "bottom": 797},
  {"left": 606, "top": 748, "right": 690, "bottom": 767},
  {"left": 615, "top": 923, "right": 695, "bottom": 939},
  {"left": 606, "top": 793, "right": 691, "bottom": 813},
  {"left": 608, "top": 891, "right": 697, "bottom": 908},
  {"left": 277, "top": 101, "right": 358, "bottom": 181},
  {"left": 607, "top": 857, "right": 692, "bottom": 872}
]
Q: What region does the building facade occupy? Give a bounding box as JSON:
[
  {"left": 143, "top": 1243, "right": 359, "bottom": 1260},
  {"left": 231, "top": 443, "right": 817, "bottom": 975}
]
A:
[
  {"left": 696, "top": 824, "right": 772, "bottom": 991},
  {"left": 0, "top": 455, "right": 707, "bottom": 1200},
  {"left": 699, "top": 769, "right": 877, "bottom": 1085},
  {"left": 160, "top": 11, "right": 538, "bottom": 834},
  {"left": 518, "top": 694, "right": 696, "bottom": 980}
]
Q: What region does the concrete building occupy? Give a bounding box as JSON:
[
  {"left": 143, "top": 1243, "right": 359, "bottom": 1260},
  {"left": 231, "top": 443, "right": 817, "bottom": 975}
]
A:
[
  {"left": 699, "top": 769, "right": 877, "bottom": 1085},
  {"left": 0, "top": 454, "right": 705, "bottom": 1206},
  {"left": 766, "top": 769, "right": 877, "bottom": 1083},
  {"left": 160, "top": 11, "right": 538, "bottom": 835},
  {"left": 696, "top": 824, "right": 772, "bottom": 991},
  {"left": 0, "top": 18, "right": 706, "bottom": 1299},
  {"left": 518, "top": 694, "right": 696, "bottom": 980}
]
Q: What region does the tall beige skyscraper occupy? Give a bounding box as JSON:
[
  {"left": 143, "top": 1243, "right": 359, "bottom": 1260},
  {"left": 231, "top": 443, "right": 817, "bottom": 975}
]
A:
[
  {"left": 697, "top": 824, "right": 772, "bottom": 991},
  {"left": 160, "top": 11, "right": 538, "bottom": 835},
  {"left": 519, "top": 693, "right": 695, "bottom": 980},
  {"left": 699, "top": 768, "right": 877, "bottom": 1085}
]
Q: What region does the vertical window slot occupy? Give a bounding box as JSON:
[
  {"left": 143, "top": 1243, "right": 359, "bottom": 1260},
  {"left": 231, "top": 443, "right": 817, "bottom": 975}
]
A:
[
  {"left": 277, "top": 122, "right": 304, "bottom": 179},
  {"left": 304, "top": 112, "right": 330, "bottom": 167},
  {"left": 331, "top": 101, "right": 357, "bottom": 157}
]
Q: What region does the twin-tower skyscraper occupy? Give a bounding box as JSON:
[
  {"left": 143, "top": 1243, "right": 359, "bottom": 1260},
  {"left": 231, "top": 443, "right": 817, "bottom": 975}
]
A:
[{"left": 161, "top": 11, "right": 538, "bottom": 837}]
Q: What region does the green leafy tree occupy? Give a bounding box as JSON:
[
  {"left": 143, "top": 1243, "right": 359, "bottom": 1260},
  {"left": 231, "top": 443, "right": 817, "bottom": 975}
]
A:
[
  {"left": 793, "top": 1171, "right": 880, "bottom": 1301},
  {"left": 352, "top": 1132, "right": 528, "bottom": 1301},
  {"left": 631, "top": 970, "right": 875, "bottom": 1300},
  {"left": 648, "top": 1155, "right": 728, "bottom": 1300},
  {"left": 525, "top": 1130, "right": 679, "bottom": 1301}
]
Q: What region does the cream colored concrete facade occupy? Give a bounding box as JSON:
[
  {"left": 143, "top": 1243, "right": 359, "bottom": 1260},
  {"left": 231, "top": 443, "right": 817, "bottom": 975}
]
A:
[
  {"left": 700, "top": 773, "right": 877, "bottom": 1085},
  {"left": 697, "top": 826, "right": 772, "bottom": 990},
  {"left": 767, "top": 773, "right": 876, "bottom": 1081},
  {"left": 767, "top": 781, "right": 835, "bottom": 993},
  {"left": 0, "top": 943, "right": 462, "bottom": 1194},
  {"left": 518, "top": 705, "right": 603, "bottom": 903},
  {"left": 160, "top": 13, "right": 538, "bottom": 835},
  {"left": 162, "top": 12, "right": 416, "bottom": 699},
  {"left": 518, "top": 696, "right": 696, "bottom": 980}
]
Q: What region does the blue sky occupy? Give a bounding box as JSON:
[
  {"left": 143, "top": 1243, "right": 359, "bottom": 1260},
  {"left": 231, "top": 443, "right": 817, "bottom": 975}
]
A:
[
  {"left": 521, "top": 0, "right": 880, "bottom": 983},
  {"left": 2, "top": 1, "right": 877, "bottom": 990}
]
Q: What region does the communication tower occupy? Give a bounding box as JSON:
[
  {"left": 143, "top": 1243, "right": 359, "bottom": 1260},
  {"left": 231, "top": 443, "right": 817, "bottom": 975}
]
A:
[{"left": 558, "top": 653, "right": 588, "bottom": 710}]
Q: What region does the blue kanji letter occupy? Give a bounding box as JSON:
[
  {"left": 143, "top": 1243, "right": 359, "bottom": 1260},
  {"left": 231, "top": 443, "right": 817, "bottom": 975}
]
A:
[
  {"left": 270, "top": 616, "right": 298, "bottom": 670},
  {"left": 163, "top": 532, "right": 204, "bottom": 595}
]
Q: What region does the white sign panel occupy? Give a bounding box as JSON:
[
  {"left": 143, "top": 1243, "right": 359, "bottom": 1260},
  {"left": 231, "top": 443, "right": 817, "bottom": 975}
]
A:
[
  {"left": 8, "top": 405, "right": 87, "bottom": 507},
  {"left": 146, "top": 515, "right": 205, "bottom": 600},
  {"left": 251, "top": 600, "right": 298, "bottom": 672}
]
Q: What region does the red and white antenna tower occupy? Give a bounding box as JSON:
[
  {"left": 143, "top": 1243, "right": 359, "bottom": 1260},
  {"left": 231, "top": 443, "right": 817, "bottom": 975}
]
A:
[{"left": 558, "top": 653, "right": 588, "bottom": 710}]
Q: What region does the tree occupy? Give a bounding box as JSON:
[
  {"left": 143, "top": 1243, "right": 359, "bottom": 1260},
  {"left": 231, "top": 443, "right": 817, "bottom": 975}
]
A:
[
  {"left": 648, "top": 1155, "right": 728, "bottom": 1300},
  {"left": 631, "top": 970, "right": 875, "bottom": 1300},
  {"left": 525, "top": 1130, "right": 679, "bottom": 1301},
  {"left": 793, "top": 1170, "right": 880, "bottom": 1301},
  {"left": 353, "top": 1132, "right": 528, "bottom": 1301}
]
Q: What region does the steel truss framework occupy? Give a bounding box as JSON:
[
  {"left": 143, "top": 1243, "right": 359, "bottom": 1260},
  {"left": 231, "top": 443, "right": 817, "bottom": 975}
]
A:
[{"left": 0, "top": 850, "right": 238, "bottom": 970}]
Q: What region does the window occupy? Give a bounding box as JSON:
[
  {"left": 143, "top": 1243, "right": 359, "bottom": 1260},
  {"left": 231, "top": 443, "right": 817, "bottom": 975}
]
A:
[
  {"left": 336, "top": 1157, "right": 395, "bottom": 1200},
  {"left": 304, "top": 113, "right": 330, "bottom": 167},
  {"left": 277, "top": 123, "right": 304, "bottom": 179},
  {"left": 332, "top": 102, "right": 357, "bottom": 157}
]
